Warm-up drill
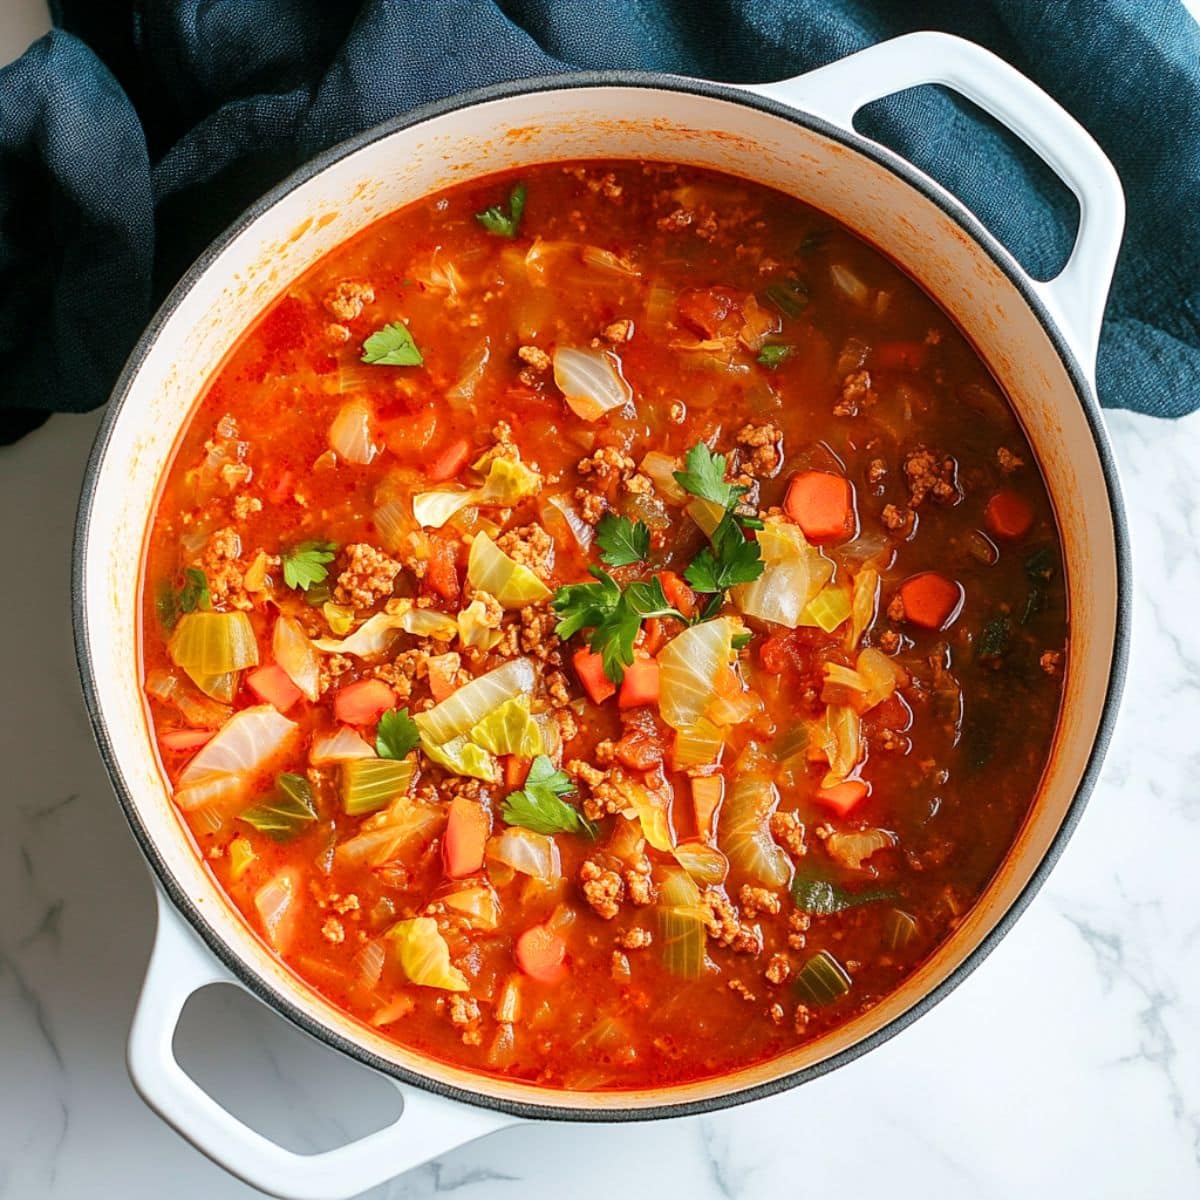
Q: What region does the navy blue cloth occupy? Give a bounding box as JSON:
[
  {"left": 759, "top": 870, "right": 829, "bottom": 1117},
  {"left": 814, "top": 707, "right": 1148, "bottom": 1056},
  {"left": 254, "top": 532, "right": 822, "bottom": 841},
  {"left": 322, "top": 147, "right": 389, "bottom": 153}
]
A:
[{"left": 1, "top": 1, "right": 1197, "bottom": 442}]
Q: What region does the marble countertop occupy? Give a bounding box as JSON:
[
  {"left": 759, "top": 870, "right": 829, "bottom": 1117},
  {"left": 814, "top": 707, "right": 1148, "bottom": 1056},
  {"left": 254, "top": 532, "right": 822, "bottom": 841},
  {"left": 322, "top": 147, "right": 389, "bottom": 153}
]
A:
[{"left": 2, "top": 6, "right": 1199, "bottom": 1200}]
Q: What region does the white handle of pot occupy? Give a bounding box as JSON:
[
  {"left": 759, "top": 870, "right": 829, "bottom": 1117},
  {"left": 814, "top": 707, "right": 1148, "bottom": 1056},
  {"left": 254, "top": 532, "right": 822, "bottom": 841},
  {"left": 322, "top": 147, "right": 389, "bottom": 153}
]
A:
[
  {"left": 744, "top": 30, "right": 1125, "bottom": 372},
  {"left": 128, "top": 892, "right": 517, "bottom": 1200}
]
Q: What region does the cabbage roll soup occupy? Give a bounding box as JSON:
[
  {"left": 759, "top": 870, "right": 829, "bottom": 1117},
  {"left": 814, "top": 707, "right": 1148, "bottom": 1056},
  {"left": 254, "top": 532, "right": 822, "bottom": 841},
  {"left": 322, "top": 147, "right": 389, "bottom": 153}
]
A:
[{"left": 141, "top": 161, "right": 1068, "bottom": 1090}]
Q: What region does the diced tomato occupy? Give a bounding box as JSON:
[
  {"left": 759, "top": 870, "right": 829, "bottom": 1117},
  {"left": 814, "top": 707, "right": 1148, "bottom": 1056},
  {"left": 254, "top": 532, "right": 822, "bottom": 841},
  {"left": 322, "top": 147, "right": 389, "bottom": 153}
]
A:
[
  {"left": 619, "top": 658, "right": 660, "bottom": 708},
  {"left": 504, "top": 755, "right": 532, "bottom": 790},
  {"left": 443, "top": 795, "right": 490, "bottom": 878},
  {"left": 984, "top": 489, "right": 1035, "bottom": 540},
  {"left": 245, "top": 664, "right": 303, "bottom": 713},
  {"left": 333, "top": 678, "right": 396, "bottom": 726},
  {"left": 873, "top": 340, "right": 929, "bottom": 371},
  {"left": 657, "top": 570, "right": 696, "bottom": 619},
  {"left": 159, "top": 729, "right": 216, "bottom": 752},
  {"left": 784, "top": 471, "right": 855, "bottom": 541},
  {"left": 515, "top": 924, "right": 568, "bottom": 983},
  {"left": 573, "top": 648, "right": 616, "bottom": 704},
  {"left": 898, "top": 572, "right": 963, "bottom": 630},
  {"left": 422, "top": 536, "right": 461, "bottom": 604},
  {"left": 428, "top": 437, "right": 472, "bottom": 482},
  {"left": 815, "top": 779, "right": 869, "bottom": 816},
  {"left": 676, "top": 287, "right": 739, "bottom": 339}
]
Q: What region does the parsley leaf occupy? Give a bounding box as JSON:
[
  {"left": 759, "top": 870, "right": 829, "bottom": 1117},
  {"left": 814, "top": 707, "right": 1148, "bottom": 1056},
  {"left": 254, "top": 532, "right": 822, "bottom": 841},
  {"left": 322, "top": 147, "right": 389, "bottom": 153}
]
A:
[
  {"left": 624, "top": 576, "right": 680, "bottom": 619},
  {"left": 595, "top": 514, "right": 650, "bottom": 568},
  {"left": 156, "top": 567, "right": 211, "bottom": 630},
  {"left": 475, "top": 183, "right": 527, "bottom": 239},
  {"left": 376, "top": 709, "right": 420, "bottom": 760},
  {"left": 684, "top": 511, "right": 763, "bottom": 594},
  {"left": 791, "top": 868, "right": 894, "bottom": 915},
  {"left": 551, "top": 567, "right": 622, "bottom": 640},
  {"left": 757, "top": 344, "right": 791, "bottom": 369},
  {"left": 590, "top": 602, "right": 642, "bottom": 684},
  {"left": 239, "top": 773, "right": 318, "bottom": 843},
  {"left": 361, "top": 321, "right": 424, "bottom": 366},
  {"left": 501, "top": 754, "right": 597, "bottom": 837},
  {"left": 281, "top": 540, "right": 338, "bottom": 591},
  {"left": 672, "top": 442, "right": 747, "bottom": 510}
]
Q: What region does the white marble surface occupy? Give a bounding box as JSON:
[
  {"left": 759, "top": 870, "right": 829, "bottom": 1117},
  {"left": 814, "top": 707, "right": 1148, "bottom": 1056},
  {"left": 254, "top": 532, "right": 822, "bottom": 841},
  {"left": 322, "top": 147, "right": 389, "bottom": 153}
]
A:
[{"left": 3, "top": 5, "right": 1200, "bottom": 1199}]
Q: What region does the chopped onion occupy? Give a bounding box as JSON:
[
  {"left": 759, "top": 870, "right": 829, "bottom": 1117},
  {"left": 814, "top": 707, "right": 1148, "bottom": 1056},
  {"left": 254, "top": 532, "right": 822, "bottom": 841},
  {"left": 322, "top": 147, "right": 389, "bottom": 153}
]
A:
[
  {"left": 175, "top": 706, "right": 297, "bottom": 811},
  {"left": 310, "top": 725, "right": 376, "bottom": 764},
  {"left": 719, "top": 773, "right": 792, "bottom": 888},
  {"left": 254, "top": 870, "right": 298, "bottom": 951},
  {"left": 487, "top": 828, "right": 561, "bottom": 882},
  {"left": 673, "top": 842, "right": 729, "bottom": 886},
  {"left": 846, "top": 566, "right": 880, "bottom": 649},
  {"left": 552, "top": 347, "right": 632, "bottom": 421},
  {"left": 825, "top": 827, "right": 896, "bottom": 872},
  {"left": 412, "top": 487, "right": 481, "bottom": 529},
  {"left": 415, "top": 657, "right": 536, "bottom": 746},
  {"left": 657, "top": 617, "right": 740, "bottom": 730},
  {"left": 328, "top": 399, "right": 378, "bottom": 465},
  {"left": 373, "top": 499, "right": 414, "bottom": 551},
  {"left": 580, "top": 245, "right": 641, "bottom": 276},
  {"left": 443, "top": 884, "right": 501, "bottom": 930},
  {"left": 272, "top": 615, "right": 321, "bottom": 701},
  {"left": 145, "top": 668, "right": 231, "bottom": 729},
  {"left": 352, "top": 939, "right": 386, "bottom": 990},
  {"left": 540, "top": 493, "right": 594, "bottom": 549},
  {"left": 639, "top": 451, "right": 687, "bottom": 504},
  {"left": 830, "top": 263, "right": 871, "bottom": 308},
  {"left": 856, "top": 647, "right": 908, "bottom": 709},
  {"left": 446, "top": 338, "right": 490, "bottom": 408}
]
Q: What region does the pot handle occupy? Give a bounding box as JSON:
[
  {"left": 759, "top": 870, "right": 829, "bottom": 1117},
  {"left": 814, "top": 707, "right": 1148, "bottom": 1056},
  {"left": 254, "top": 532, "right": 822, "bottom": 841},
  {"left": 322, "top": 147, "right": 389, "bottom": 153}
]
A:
[
  {"left": 128, "top": 892, "right": 517, "bottom": 1200},
  {"left": 743, "top": 31, "right": 1124, "bottom": 371}
]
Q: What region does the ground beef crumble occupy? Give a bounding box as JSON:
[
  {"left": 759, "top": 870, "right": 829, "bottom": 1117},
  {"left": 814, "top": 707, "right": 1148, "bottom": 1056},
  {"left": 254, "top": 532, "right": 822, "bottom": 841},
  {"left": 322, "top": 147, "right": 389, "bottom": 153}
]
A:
[
  {"left": 904, "top": 445, "right": 961, "bottom": 507},
  {"left": 496, "top": 524, "right": 554, "bottom": 580},
  {"left": 579, "top": 859, "right": 624, "bottom": 919},
  {"left": 335, "top": 543, "right": 401, "bottom": 608},
  {"left": 324, "top": 281, "right": 374, "bottom": 322}
]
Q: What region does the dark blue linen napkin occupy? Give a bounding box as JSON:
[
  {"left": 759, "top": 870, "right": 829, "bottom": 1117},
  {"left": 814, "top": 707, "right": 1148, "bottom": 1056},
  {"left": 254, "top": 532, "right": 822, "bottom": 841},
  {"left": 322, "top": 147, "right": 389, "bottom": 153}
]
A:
[{"left": 1, "top": 0, "right": 1196, "bottom": 442}]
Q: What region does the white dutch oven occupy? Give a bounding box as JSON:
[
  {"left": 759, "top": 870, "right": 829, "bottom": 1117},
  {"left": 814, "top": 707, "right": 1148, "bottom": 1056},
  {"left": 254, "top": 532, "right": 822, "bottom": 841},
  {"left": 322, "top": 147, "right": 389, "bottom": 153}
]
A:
[{"left": 73, "top": 32, "right": 1129, "bottom": 1200}]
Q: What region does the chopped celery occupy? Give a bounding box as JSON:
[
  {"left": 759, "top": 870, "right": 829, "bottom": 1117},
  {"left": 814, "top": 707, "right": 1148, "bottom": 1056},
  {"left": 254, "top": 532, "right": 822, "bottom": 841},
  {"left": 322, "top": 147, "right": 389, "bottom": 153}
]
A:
[
  {"left": 420, "top": 732, "right": 498, "bottom": 782},
  {"left": 801, "top": 584, "right": 852, "bottom": 633},
  {"left": 884, "top": 908, "right": 918, "bottom": 950},
  {"left": 467, "top": 533, "right": 551, "bottom": 608},
  {"left": 169, "top": 610, "right": 259, "bottom": 675},
  {"left": 467, "top": 695, "right": 543, "bottom": 757},
  {"left": 239, "top": 773, "right": 317, "bottom": 842},
  {"left": 387, "top": 917, "right": 469, "bottom": 991},
  {"left": 342, "top": 758, "right": 415, "bottom": 815},
  {"left": 794, "top": 949, "right": 852, "bottom": 1005},
  {"left": 719, "top": 773, "right": 792, "bottom": 888},
  {"left": 415, "top": 657, "right": 536, "bottom": 745},
  {"left": 479, "top": 457, "right": 542, "bottom": 504},
  {"left": 791, "top": 867, "right": 894, "bottom": 914}
]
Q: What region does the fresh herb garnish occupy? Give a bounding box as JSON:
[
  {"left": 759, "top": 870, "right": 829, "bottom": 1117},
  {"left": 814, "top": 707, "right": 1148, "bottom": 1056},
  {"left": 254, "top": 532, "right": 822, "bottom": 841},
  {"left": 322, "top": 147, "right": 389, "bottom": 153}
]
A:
[
  {"left": 672, "top": 442, "right": 747, "bottom": 510},
  {"left": 501, "top": 754, "right": 597, "bottom": 837},
  {"left": 757, "top": 344, "right": 792, "bottom": 369},
  {"left": 475, "top": 183, "right": 527, "bottom": 239},
  {"left": 239, "top": 773, "right": 318, "bottom": 842},
  {"left": 361, "top": 321, "right": 424, "bottom": 366},
  {"left": 763, "top": 279, "right": 809, "bottom": 318},
  {"left": 684, "top": 510, "right": 763, "bottom": 594},
  {"left": 552, "top": 567, "right": 624, "bottom": 641},
  {"left": 791, "top": 869, "right": 894, "bottom": 915},
  {"left": 157, "top": 567, "right": 212, "bottom": 630},
  {"left": 1021, "top": 546, "right": 1056, "bottom": 624},
  {"left": 281, "top": 540, "right": 337, "bottom": 591},
  {"left": 595, "top": 513, "right": 650, "bottom": 568},
  {"left": 977, "top": 615, "right": 1013, "bottom": 661},
  {"left": 731, "top": 631, "right": 752, "bottom": 650},
  {"left": 376, "top": 708, "right": 420, "bottom": 760}
]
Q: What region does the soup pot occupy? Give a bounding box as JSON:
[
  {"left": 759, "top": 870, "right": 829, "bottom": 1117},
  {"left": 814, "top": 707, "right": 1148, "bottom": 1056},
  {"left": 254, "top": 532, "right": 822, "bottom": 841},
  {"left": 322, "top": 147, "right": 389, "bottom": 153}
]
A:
[{"left": 73, "top": 30, "right": 1130, "bottom": 1200}]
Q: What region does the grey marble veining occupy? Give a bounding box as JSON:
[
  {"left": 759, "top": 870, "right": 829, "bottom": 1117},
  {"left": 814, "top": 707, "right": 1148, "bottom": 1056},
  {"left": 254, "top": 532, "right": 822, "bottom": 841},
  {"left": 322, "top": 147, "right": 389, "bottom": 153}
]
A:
[{"left": 1, "top": 405, "right": 1197, "bottom": 1200}]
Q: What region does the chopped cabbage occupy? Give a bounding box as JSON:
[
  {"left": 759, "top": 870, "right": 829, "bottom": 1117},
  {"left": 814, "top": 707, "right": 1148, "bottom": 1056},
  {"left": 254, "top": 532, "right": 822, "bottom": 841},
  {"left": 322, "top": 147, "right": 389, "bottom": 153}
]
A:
[
  {"left": 175, "top": 705, "right": 296, "bottom": 811},
  {"left": 168, "top": 611, "right": 259, "bottom": 676},
  {"left": 719, "top": 772, "right": 792, "bottom": 888},
  {"left": 342, "top": 758, "right": 415, "bottom": 815},
  {"left": 420, "top": 732, "right": 498, "bottom": 782},
  {"left": 415, "top": 657, "right": 536, "bottom": 746},
  {"left": 657, "top": 617, "right": 740, "bottom": 730},
  {"left": 272, "top": 615, "right": 321, "bottom": 701},
  {"left": 479, "top": 457, "right": 542, "bottom": 505},
  {"left": 387, "top": 917, "right": 469, "bottom": 991},
  {"left": 466, "top": 533, "right": 551, "bottom": 609},
  {"left": 552, "top": 346, "right": 632, "bottom": 421},
  {"left": 467, "top": 695, "right": 544, "bottom": 758},
  {"left": 732, "top": 518, "right": 829, "bottom": 629},
  {"left": 412, "top": 487, "right": 480, "bottom": 529}
]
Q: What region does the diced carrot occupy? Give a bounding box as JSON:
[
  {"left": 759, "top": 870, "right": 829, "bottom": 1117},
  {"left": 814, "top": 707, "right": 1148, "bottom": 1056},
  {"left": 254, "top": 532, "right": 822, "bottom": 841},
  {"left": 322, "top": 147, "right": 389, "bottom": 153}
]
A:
[
  {"left": 422, "top": 536, "right": 461, "bottom": 604},
  {"left": 427, "top": 655, "right": 459, "bottom": 703},
  {"left": 815, "top": 779, "right": 869, "bottom": 816},
  {"left": 873, "top": 340, "right": 929, "bottom": 371},
  {"left": 898, "top": 572, "right": 963, "bottom": 630},
  {"left": 333, "top": 678, "right": 396, "bottom": 726},
  {"left": 428, "top": 437, "right": 472, "bottom": 482},
  {"left": 784, "top": 471, "right": 855, "bottom": 541},
  {"left": 514, "top": 924, "right": 568, "bottom": 983},
  {"left": 443, "top": 795, "right": 490, "bottom": 878},
  {"left": 692, "top": 775, "right": 724, "bottom": 841},
  {"left": 573, "top": 647, "right": 616, "bottom": 704},
  {"left": 619, "top": 658, "right": 660, "bottom": 708},
  {"left": 504, "top": 755, "right": 532, "bottom": 790},
  {"left": 245, "top": 664, "right": 303, "bottom": 713},
  {"left": 639, "top": 617, "right": 666, "bottom": 657},
  {"left": 657, "top": 570, "right": 696, "bottom": 619},
  {"left": 984, "top": 489, "right": 1035, "bottom": 540},
  {"left": 160, "top": 728, "right": 216, "bottom": 752}
]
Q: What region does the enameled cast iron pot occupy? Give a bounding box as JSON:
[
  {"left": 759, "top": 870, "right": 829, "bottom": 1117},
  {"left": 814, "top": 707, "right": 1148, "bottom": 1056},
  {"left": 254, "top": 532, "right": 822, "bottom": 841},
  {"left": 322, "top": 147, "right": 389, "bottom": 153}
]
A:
[{"left": 73, "top": 32, "right": 1130, "bottom": 1200}]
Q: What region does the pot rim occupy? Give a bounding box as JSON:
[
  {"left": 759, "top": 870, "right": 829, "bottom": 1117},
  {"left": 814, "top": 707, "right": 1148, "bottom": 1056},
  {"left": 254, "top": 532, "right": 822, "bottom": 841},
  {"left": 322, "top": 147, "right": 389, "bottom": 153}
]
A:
[{"left": 72, "top": 69, "right": 1131, "bottom": 1123}]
